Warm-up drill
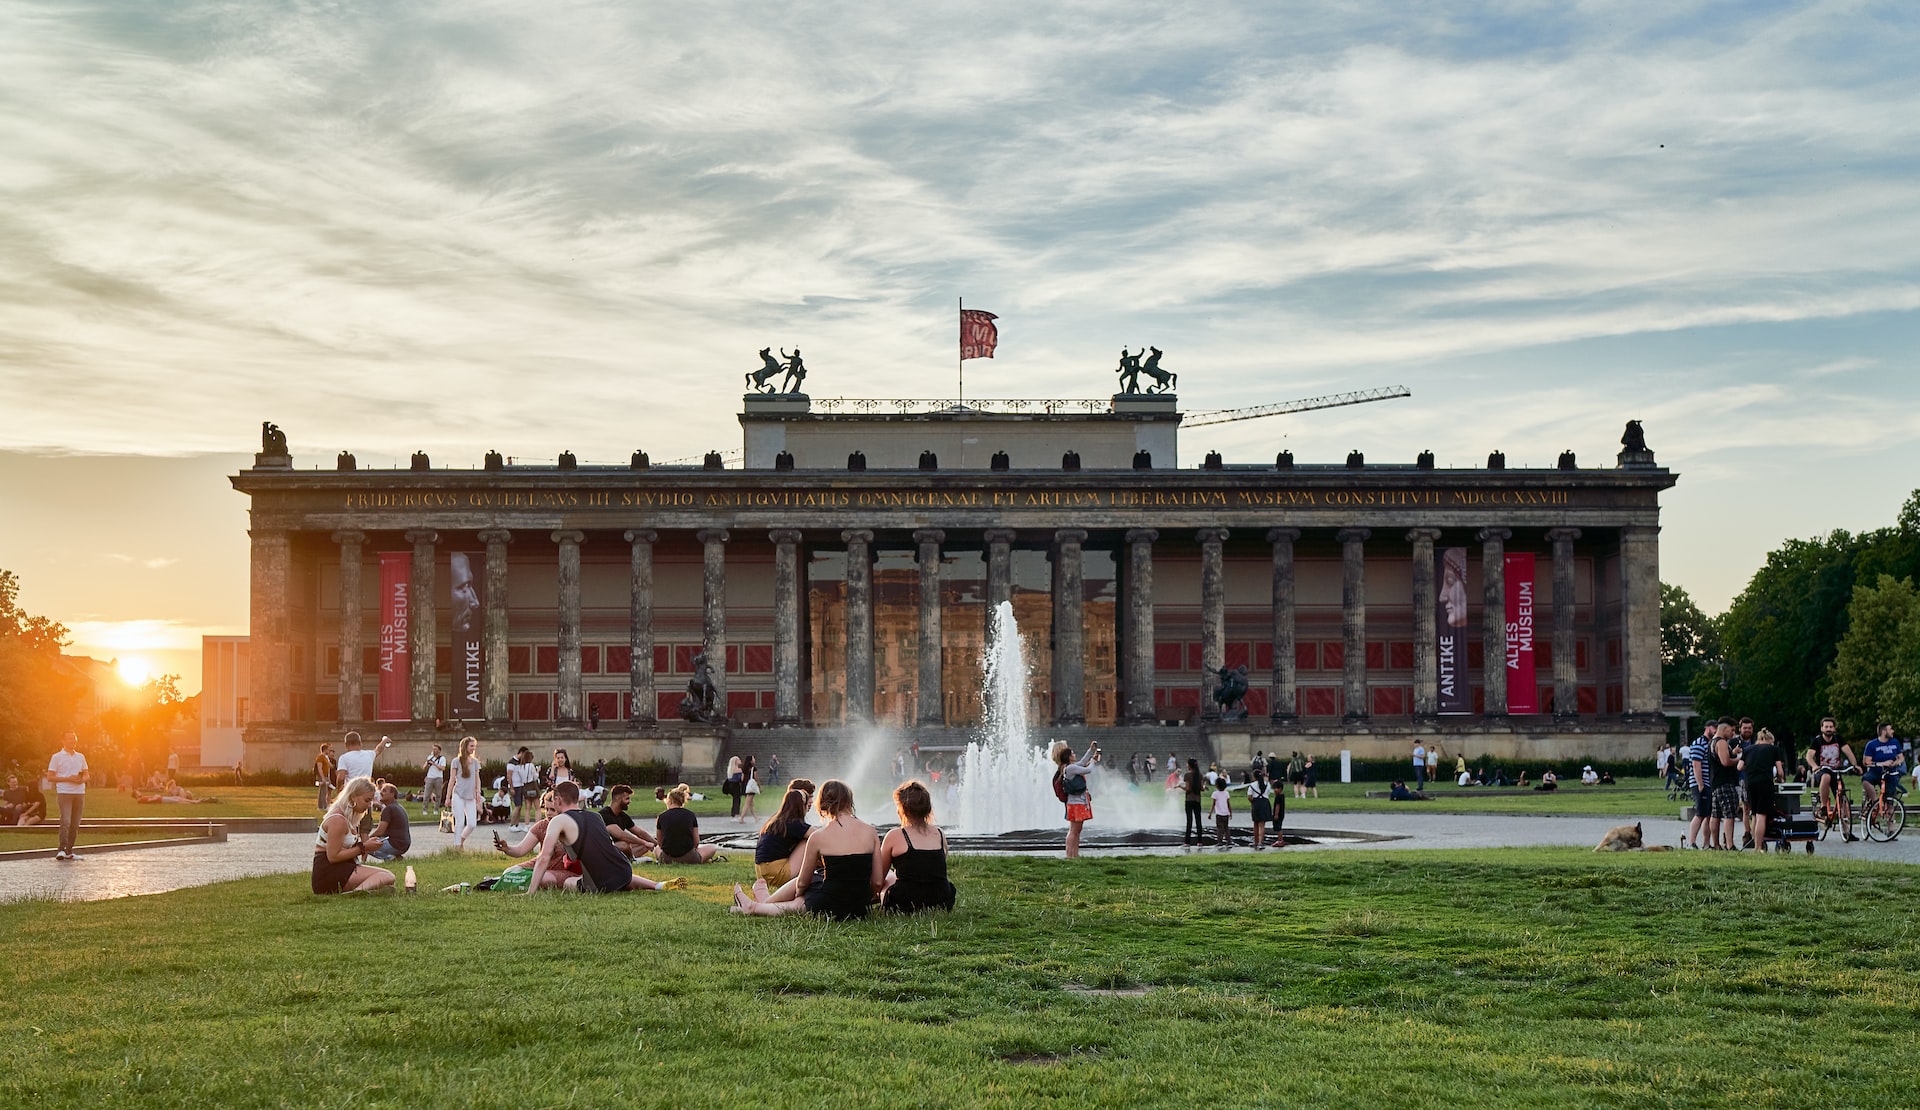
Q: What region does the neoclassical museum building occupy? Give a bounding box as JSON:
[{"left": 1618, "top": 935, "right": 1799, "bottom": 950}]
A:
[{"left": 231, "top": 392, "right": 1675, "bottom": 775}]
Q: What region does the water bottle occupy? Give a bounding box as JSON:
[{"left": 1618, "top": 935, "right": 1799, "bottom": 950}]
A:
[{"left": 404, "top": 865, "right": 417, "bottom": 893}]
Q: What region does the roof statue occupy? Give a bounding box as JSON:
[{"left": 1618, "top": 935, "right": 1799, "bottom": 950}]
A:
[
  {"left": 1114, "top": 346, "right": 1177, "bottom": 395},
  {"left": 747, "top": 347, "right": 810, "bottom": 395},
  {"left": 260, "top": 421, "right": 287, "bottom": 456}
]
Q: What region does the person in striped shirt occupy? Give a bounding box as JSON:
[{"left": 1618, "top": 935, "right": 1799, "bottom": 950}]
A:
[{"left": 1686, "top": 727, "right": 1716, "bottom": 849}]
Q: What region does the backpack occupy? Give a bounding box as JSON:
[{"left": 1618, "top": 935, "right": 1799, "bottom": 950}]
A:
[
  {"left": 1051, "top": 768, "right": 1067, "bottom": 802},
  {"left": 1062, "top": 770, "right": 1087, "bottom": 796}
]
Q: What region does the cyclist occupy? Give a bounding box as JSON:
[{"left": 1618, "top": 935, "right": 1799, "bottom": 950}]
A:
[
  {"left": 1861, "top": 722, "right": 1906, "bottom": 808},
  {"left": 1806, "top": 715, "right": 1859, "bottom": 842}
]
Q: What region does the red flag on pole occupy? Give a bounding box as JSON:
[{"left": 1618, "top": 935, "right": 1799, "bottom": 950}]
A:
[{"left": 960, "top": 309, "right": 999, "bottom": 360}]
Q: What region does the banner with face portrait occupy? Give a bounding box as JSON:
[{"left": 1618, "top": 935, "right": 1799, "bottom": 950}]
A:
[
  {"left": 449, "top": 551, "right": 485, "bottom": 721},
  {"left": 377, "top": 552, "right": 411, "bottom": 721},
  {"left": 1504, "top": 552, "right": 1538, "bottom": 714},
  {"left": 1437, "top": 547, "right": 1470, "bottom": 714}
]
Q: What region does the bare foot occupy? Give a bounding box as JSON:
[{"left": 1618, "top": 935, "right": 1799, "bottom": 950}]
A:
[
  {"left": 733, "top": 883, "right": 752, "bottom": 912},
  {"left": 751, "top": 878, "right": 770, "bottom": 903}
]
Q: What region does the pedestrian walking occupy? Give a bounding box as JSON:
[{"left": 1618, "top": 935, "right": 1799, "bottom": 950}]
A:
[{"left": 46, "top": 732, "right": 89, "bottom": 860}]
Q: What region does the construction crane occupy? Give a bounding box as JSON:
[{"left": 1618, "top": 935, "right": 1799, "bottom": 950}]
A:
[{"left": 1181, "top": 385, "right": 1411, "bottom": 428}]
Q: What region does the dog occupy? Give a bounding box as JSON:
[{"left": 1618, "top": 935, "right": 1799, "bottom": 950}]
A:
[
  {"left": 439, "top": 810, "right": 456, "bottom": 834},
  {"left": 1593, "top": 822, "right": 1644, "bottom": 851}
]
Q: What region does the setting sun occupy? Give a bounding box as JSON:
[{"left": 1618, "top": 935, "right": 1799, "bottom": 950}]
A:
[{"left": 115, "top": 657, "right": 152, "bottom": 686}]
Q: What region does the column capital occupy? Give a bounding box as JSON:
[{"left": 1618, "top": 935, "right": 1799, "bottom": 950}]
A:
[
  {"left": 1476, "top": 527, "right": 1512, "bottom": 544},
  {"left": 1195, "top": 527, "right": 1230, "bottom": 545},
  {"left": 913, "top": 529, "right": 946, "bottom": 546},
  {"left": 1405, "top": 527, "right": 1442, "bottom": 544},
  {"left": 623, "top": 529, "right": 658, "bottom": 545},
  {"left": 1266, "top": 527, "right": 1301, "bottom": 545},
  {"left": 767, "top": 528, "right": 801, "bottom": 545},
  {"left": 983, "top": 528, "right": 1016, "bottom": 545},
  {"left": 1546, "top": 527, "right": 1583, "bottom": 543},
  {"left": 1125, "top": 528, "right": 1159, "bottom": 545},
  {"left": 1054, "top": 528, "right": 1088, "bottom": 546},
  {"left": 404, "top": 529, "right": 439, "bottom": 545},
  {"left": 330, "top": 529, "right": 366, "bottom": 546},
  {"left": 1336, "top": 527, "right": 1371, "bottom": 544},
  {"left": 551, "top": 529, "right": 585, "bottom": 545},
  {"left": 841, "top": 529, "right": 874, "bottom": 545},
  {"left": 478, "top": 528, "right": 513, "bottom": 545},
  {"left": 696, "top": 528, "right": 730, "bottom": 545}
]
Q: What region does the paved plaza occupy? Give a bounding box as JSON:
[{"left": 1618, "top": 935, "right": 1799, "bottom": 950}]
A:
[{"left": 4, "top": 810, "right": 1913, "bottom": 903}]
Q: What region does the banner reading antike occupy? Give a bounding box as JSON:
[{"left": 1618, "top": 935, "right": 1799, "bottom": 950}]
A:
[
  {"left": 377, "top": 551, "right": 411, "bottom": 721},
  {"left": 1503, "top": 552, "right": 1538, "bottom": 714},
  {"left": 449, "top": 551, "right": 484, "bottom": 721},
  {"left": 1436, "top": 547, "right": 1470, "bottom": 714}
]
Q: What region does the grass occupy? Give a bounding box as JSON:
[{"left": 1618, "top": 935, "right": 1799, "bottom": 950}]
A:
[
  {"left": 1272, "top": 777, "right": 1690, "bottom": 818},
  {"left": 1, "top": 848, "right": 1915, "bottom": 1108},
  {"left": 66, "top": 785, "right": 747, "bottom": 822}
]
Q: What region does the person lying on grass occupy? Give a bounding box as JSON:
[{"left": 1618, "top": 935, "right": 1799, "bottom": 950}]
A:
[
  {"left": 311, "top": 776, "right": 395, "bottom": 894},
  {"left": 136, "top": 779, "right": 216, "bottom": 804},
  {"left": 527, "top": 781, "right": 678, "bottom": 894},
  {"left": 731, "top": 779, "right": 879, "bottom": 920},
  {"left": 654, "top": 784, "right": 721, "bottom": 864}
]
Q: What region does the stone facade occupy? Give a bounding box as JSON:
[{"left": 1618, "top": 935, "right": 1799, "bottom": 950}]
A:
[{"left": 232, "top": 397, "right": 1675, "bottom": 776}]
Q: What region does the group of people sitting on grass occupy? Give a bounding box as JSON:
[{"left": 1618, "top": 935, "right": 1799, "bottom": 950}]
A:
[
  {"left": 311, "top": 770, "right": 956, "bottom": 920},
  {"left": 3, "top": 772, "right": 47, "bottom": 825}
]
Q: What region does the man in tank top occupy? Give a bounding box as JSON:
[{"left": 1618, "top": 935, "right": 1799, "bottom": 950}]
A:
[{"left": 528, "top": 782, "right": 676, "bottom": 894}]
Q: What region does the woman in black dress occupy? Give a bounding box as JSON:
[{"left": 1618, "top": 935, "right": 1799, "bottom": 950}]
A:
[
  {"left": 731, "top": 780, "right": 879, "bottom": 920},
  {"left": 876, "top": 781, "right": 955, "bottom": 914}
]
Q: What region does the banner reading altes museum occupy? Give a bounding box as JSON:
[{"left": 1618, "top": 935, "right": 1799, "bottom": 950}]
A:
[
  {"left": 378, "top": 552, "right": 410, "bottom": 721},
  {"left": 1504, "top": 552, "right": 1538, "bottom": 714}
]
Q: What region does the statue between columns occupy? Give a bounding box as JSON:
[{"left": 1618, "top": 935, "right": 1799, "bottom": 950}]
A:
[
  {"left": 1212, "top": 665, "right": 1250, "bottom": 721},
  {"left": 678, "top": 651, "right": 722, "bottom": 724}
]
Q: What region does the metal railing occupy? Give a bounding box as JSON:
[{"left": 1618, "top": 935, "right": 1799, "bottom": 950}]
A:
[{"left": 809, "top": 397, "right": 1113, "bottom": 415}]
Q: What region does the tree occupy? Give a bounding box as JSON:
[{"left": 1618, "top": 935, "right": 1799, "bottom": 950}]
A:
[
  {"left": 1827, "top": 575, "right": 1920, "bottom": 737},
  {"left": 0, "top": 569, "right": 87, "bottom": 771},
  {"left": 1661, "top": 582, "right": 1718, "bottom": 697},
  {"left": 98, "top": 674, "right": 190, "bottom": 773}
]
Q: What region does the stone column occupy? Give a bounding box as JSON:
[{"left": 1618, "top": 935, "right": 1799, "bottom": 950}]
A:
[
  {"left": 1337, "top": 528, "right": 1370, "bottom": 720},
  {"left": 331, "top": 530, "right": 365, "bottom": 724},
  {"left": 1478, "top": 527, "right": 1511, "bottom": 715},
  {"left": 404, "top": 529, "right": 438, "bottom": 723},
  {"left": 1124, "top": 528, "right": 1158, "bottom": 724},
  {"left": 552, "top": 530, "right": 585, "bottom": 724},
  {"left": 769, "top": 529, "right": 802, "bottom": 726},
  {"left": 249, "top": 528, "right": 291, "bottom": 724},
  {"left": 623, "top": 530, "right": 657, "bottom": 724},
  {"left": 698, "top": 528, "right": 729, "bottom": 717},
  {"left": 914, "top": 529, "right": 945, "bottom": 726},
  {"left": 984, "top": 529, "right": 1015, "bottom": 639},
  {"left": 842, "top": 530, "right": 875, "bottom": 721},
  {"left": 1197, "top": 528, "right": 1229, "bottom": 719},
  {"left": 1267, "top": 528, "right": 1300, "bottom": 721},
  {"left": 1408, "top": 528, "right": 1442, "bottom": 718},
  {"left": 1548, "top": 527, "right": 1582, "bottom": 718},
  {"left": 479, "top": 529, "right": 512, "bottom": 723},
  {"left": 1051, "top": 529, "right": 1088, "bottom": 725},
  {"left": 1619, "top": 524, "right": 1663, "bottom": 717}
]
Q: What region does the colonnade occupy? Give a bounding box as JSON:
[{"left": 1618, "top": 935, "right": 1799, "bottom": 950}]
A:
[{"left": 247, "top": 522, "right": 1662, "bottom": 729}]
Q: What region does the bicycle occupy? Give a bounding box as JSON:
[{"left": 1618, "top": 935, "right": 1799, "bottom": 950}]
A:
[
  {"left": 1859, "top": 771, "right": 1907, "bottom": 842},
  {"left": 1811, "top": 766, "right": 1861, "bottom": 842}
]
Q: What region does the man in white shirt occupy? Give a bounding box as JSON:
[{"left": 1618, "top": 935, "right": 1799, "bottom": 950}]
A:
[
  {"left": 46, "top": 732, "right": 89, "bottom": 861},
  {"left": 421, "top": 743, "right": 448, "bottom": 815},
  {"left": 332, "top": 732, "right": 389, "bottom": 785},
  {"left": 1412, "top": 743, "right": 1428, "bottom": 791}
]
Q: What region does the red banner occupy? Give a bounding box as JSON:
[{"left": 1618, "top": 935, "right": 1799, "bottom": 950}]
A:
[
  {"left": 1504, "top": 552, "right": 1537, "bottom": 713},
  {"left": 378, "top": 552, "right": 411, "bottom": 721},
  {"left": 960, "top": 309, "right": 999, "bottom": 360}
]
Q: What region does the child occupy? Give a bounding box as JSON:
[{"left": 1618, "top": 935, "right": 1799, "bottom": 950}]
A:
[
  {"left": 1246, "top": 771, "right": 1274, "bottom": 850},
  {"left": 1210, "top": 778, "right": 1234, "bottom": 847}
]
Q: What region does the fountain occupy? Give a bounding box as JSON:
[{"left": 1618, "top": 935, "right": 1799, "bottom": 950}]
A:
[{"left": 953, "top": 601, "right": 1061, "bottom": 834}]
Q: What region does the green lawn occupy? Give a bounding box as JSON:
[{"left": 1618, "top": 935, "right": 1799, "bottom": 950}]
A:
[
  {"left": 1274, "top": 777, "right": 1690, "bottom": 818},
  {"left": 2, "top": 849, "right": 1913, "bottom": 1108}
]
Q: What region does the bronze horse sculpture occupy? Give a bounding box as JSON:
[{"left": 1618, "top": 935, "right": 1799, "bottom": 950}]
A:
[{"left": 746, "top": 348, "right": 784, "bottom": 393}]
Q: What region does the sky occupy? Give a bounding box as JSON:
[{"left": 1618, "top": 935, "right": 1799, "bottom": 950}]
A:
[{"left": 1, "top": 0, "right": 1917, "bottom": 693}]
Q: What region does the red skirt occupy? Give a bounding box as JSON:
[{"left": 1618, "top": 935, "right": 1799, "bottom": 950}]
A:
[{"left": 1066, "top": 803, "right": 1093, "bottom": 823}]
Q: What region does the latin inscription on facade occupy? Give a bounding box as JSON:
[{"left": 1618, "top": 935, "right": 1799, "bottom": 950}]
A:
[{"left": 337, "top": 486, "right": 1576, "bottom": 512}]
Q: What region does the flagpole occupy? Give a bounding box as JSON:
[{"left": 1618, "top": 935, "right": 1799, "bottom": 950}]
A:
[{"left": 957, "top": 296, "right": 963, "bottom": 407}]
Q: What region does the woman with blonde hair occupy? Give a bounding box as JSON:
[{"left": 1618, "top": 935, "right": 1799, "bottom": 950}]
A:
[
  {"left": 1051, "top": 740, "right": 1100, "bottom": 859},
  {"left": 876, "top": 780, "right": 955, "bottom": 914},
  {"left": 448, "top": 736, "right": 482, "bottom": 849},
  {"left": 654, "top": 784, "right": 720, "bottom": 864},
  {"left": 732, "top": 779, "right": 880, "bottom": 919},
  {"left": 311, "top": 776, "right": 395, "bottom": 894}
]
